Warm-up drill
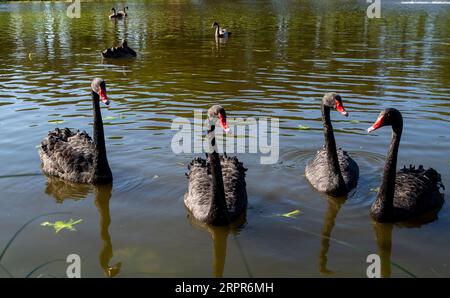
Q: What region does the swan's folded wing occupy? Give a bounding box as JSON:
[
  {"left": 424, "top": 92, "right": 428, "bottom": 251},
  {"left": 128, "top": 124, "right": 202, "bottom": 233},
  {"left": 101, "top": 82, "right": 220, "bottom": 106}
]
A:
[
  {"left": 185, "top": 157, "right": 212, "bottom": 220},
  {"left": 221, "top": 156, "right": 248, "bottom": 216},
  {"left": 40, "top": 128, "right": 94, "bottom": 182},
  {"left": 337, "top": 149, "right": 359, "bottom": 191},
  {"left": 394, "top": 165, "right": 444, "bottom": 212}
]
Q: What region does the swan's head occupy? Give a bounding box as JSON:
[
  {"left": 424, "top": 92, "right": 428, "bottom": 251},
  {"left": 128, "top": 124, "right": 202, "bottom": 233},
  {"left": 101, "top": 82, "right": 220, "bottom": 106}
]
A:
[
  {"left": 212, "top": 22, "right": 219, "bottom": 28},
  {"left": 368, "top": 108, "right": 402, "bottom": 133},
  {"left": 111, "top": 8, "right": 115, "bottom": 11},
  {"left": 323, "top": 92, "right": 348, "bottom": 117},
  {"left": 91, "top": 78, "right": 109, "bottom": 105},
  {"left": 207, "top": 105, "right": 230, "bottom": 133}
]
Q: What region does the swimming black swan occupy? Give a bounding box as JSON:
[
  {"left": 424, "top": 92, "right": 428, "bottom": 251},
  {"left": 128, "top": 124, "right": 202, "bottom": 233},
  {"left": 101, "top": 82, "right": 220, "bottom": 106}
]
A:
[
  {"left": 212, "top": 22, "right": 231, "bottom": 38},
  {"left": 109, "top": 8, "right": 124, "bottom": 19},
  {"left": 117, "top": 6, "right": 129, "bottom": 17},
  {"left": 39, "top": 78, "right": 113, "bottom": 185},
  {"left": 305, "top": 93, "right": 359, "bottom": 196},
  {"left": 367, "top": 108, "right": 445, "bottom": 222},
  {"left": 101, "top": 40, "right": 137, "bottom": 59},
  {"left": 184, "top": 105, "right": 247, "bottom": 226}
]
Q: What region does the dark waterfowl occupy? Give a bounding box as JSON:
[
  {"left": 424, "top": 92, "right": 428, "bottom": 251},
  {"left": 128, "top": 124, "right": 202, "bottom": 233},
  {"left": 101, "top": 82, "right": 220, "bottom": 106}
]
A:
[
  {"left": 184, "top": 105, "right": 247, "bottom": 226},
  {"left": 101, "top": 40, "right": 137, "bottom": 59},
  {"left": 109, "top": 8, "right": 124, "bottom": 19},
  {"left": 368, "top": 108, "right": 445, "bottom": 222},
  {"left": 305, "top": 93, "right": 359, "bottom": 196},
  {"left": 117, "top": 6, "right": 129, "bottom": 17},
  {"left": 212, "top": 22, "right": 231, "bottom": 38},
  {"left": 39, "top": 78, "right": 113, "bottom": 185}
]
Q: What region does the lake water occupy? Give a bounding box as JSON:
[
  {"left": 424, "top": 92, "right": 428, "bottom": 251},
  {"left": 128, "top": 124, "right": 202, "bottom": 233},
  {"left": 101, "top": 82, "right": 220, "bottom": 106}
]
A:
[{"left": 0, "top": 0, "right": 449, "bottom": 278}]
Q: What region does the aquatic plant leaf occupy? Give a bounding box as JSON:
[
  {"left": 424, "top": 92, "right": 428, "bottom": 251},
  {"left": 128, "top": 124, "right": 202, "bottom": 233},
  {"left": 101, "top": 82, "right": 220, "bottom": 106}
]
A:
[
  {"left": 280, "top": 209, "right": 302, "bottom": 218},
  {"left": 370, "top": 187, "right": 380, "bottom": 193},
  {"left": 41, "top": 219, "right": 83, "bottom": 233},
  {"left": 104, "top": 116, "right": 117, "bottom": 120},
  {"left": 298, "top": 125, "right": 311, "bottom": 130},
  {"left": 48, "top": 120, "right": 65, "bottom": 124},
  {"left": 1, "top": 212, "right": 71, "bottom": 263},
  {"left": 350, "top": 120, "right": 360, "bottom": 124}
]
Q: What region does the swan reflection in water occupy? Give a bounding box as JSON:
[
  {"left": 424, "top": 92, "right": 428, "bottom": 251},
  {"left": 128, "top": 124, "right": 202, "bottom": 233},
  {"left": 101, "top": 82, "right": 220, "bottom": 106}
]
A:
[
  {"left": 372, "top": 209, "right": 442, "bottom": 278},
  {"left": 44, "top": 177, "right": 121, "bottom": 277},
  {"left": 318, "top": 194, "right": 443, "bottom": 277},
  {"left": 187, "top": 213, "right": 247, "bottom": 278},
  {"left": 318, "top": 196, "right": 346, "bottom": 275}
]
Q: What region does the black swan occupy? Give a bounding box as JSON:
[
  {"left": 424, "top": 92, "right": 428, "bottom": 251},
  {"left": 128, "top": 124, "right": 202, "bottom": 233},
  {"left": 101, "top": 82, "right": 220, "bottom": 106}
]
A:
[
  {"left": 184, "top": 105, "right": 247, "bottom": 226},
  {"left": 39, "top": 78, "right": 113, "bottom": 185},
  {"left": 305, "top": 93, "right": 359, "bottom": 196},
  {"left": 117, "top": 6, "right": 129, "bottom": 17},
  {"left": 109, "top": 8, "right": 124, "bottom": 19},
  {"left": 367, "top": 108, "right": 445, "bottom": 222},
  {"left": 101, "top": 40, "right": 137, "bottom": 59},
  {"left": 212, "top": 22, "right": 231, "bottom": 38}
]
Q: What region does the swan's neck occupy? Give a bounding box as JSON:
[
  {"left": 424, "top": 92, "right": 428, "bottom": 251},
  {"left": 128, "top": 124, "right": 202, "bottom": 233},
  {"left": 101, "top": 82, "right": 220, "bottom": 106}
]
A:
[
  {"left": 92, "top": 91, "right": 112, "bottom": 184},
  {"left": 375, "top": 125, "right": 402, "bottom": 219},
  {"left": 207, "top": 127, "right": 229, "bottom": 225},
  {"left": 322, "top": 104, "right": 346, "bottom": 194},
  {"left": 215, "top": 25, "right": 220, "bottom": 36}
]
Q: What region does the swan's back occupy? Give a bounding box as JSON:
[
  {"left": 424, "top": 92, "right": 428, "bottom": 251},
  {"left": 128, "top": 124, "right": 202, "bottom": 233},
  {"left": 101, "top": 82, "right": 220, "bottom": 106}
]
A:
[
  {"left": 392, "top": 165, "right": 444, "bottom": 217},
  {"left": 101, "top": 42, "right": 136, "bottom": 59},
  {"left": 305, "top": 148, "right": 359, "bottom": 194},
  {"left": 39, "top": 128, "right": 95, "bottom": 183},
  {"left": 184, "top": 156, "right": 247, "bottom": 223}
]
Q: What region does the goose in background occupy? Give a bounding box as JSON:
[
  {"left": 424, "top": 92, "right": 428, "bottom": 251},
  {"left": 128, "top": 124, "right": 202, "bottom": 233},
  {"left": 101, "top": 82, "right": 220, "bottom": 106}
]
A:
[
  {"left": 367, "top": 108, "right": 444, "bottom": 222},
  {"left": 101, "top": 39, "right": 137, "bottom": 59},
  {"left": 212, "top": 22, "right": 232, "bottom": 38},
  {"left": 39, "top": 78, "right": 113, "bottom": 185},
  {"left": 305, "top": 93, "right": 359, "bottom": 196},
  {"left": 117, "top": 6, "right": 129, "bottom": 17},
  {"left": 184, "top": 105, "right": 247, "bottom": 226},
  {"left": 109, "top": 8, "right": 124, "bottom": 19}
]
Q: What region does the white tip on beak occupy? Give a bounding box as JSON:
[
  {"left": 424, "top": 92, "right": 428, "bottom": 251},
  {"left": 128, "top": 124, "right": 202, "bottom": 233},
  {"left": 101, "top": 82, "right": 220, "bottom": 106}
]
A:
[
  {"left": 342, "top": 111, "right": 349, "bottom": 117},
  {"left": 224, "top": 127, "right": 230, "bottom": 134},
  {"left": 367, "top": 126, "right": 375, "bottom": 133}
]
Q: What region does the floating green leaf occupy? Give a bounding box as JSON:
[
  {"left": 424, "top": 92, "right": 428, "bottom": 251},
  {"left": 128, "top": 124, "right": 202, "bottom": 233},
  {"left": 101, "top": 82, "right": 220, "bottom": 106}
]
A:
[
  {"left": 48, "top": 120, "right": 65, "bottom": 124},
  {"left": 298, "top": 125, "right": 310, "bottom": 130},
  {"left": 370, "top": 187, "right": 380, "bottom": 193},
  {"left": 254, "top": 49, "right": 270, "bottom": 53},
  {"left": 350, "top": 120, "right": 360, "bottom": 124},
  {"left": 280, "top": 209, "right": 302, "bottom": 218},
  {"left": 104, "top": 116, "right": 118, "bottom": 120},
  {"left": 41, "top": 219, "right": 83, "bottom": 233}
]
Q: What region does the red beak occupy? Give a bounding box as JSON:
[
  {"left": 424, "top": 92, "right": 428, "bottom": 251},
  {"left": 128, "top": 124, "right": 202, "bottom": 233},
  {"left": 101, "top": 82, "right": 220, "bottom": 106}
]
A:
[
  {"left": 335, "top": 100, "right": 348, "bottom": 117},
  {"left": 218, "top": 113, "right": 230, "bottom": 133},
  {"left": 99, "top": 88, "right": 109, "bottom": 105},
  {"left": 368, "top": 115, "right": 385, "bottom": 133}
]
